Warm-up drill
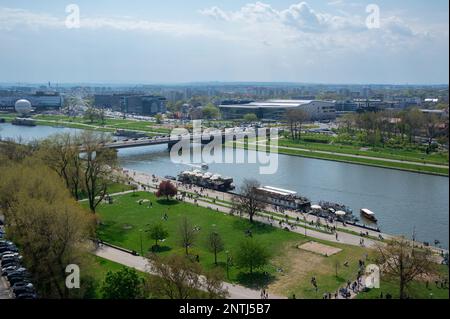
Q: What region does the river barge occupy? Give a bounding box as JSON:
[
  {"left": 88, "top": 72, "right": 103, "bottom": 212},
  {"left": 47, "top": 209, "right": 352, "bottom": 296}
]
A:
[{"left": 177, "top": 170, "right": 235, "bottom": 192}]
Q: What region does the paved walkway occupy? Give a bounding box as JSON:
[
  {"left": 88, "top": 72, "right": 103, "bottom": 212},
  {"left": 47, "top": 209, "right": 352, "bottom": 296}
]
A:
[
  {"left": 94, "top": 245, "right": 285, "bottom": 299},
  {"left": 125, "top": 169, "right": 381, "bottom": 248},
  {"left": 0, "top": 277, "right": 12, "bottom": 299}
]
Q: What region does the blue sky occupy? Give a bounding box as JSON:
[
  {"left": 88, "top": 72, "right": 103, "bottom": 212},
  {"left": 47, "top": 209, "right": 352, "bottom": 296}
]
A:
[{"left": 0, "top": 0, "right": 448, "bottom": 84}]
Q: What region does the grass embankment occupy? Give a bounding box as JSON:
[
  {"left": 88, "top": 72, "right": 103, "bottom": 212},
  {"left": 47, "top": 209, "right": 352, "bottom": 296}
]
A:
[
  {"left": 357, "top": 265, "right": 449, "bottom": 299},
  {"left": 33, "top": 114, "right": 171, "bottom": 135},
  {"left": 229, "top": 137, "right": 449, "bottom": 176},
  {"left": 86, "top": 191, "right": 373, "bottom": 298}
]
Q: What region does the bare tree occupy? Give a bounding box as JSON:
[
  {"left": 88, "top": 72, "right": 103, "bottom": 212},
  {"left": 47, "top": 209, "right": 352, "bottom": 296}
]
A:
[
  {"left": 231, "top": 179, "right": 266, "bottom": 223},
  {"left": 286, "top": 109, "right": 310, "bottom": 141},
  {"left": 376, "top": 237, "right": 437, "bottom": 299},
  {"left": 179, "top": 216, "right": 196, "bottom": 255},
  {"left": 79, "top": 131, "right": 117, "bottom": 213},
  {"left": 207, "top": 231, "right": 224, "bottom": 265}
]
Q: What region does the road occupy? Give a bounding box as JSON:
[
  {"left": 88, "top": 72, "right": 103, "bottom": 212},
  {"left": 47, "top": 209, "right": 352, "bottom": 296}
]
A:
[
  {"left": 94, "top": 245, "right": 285, "bottom": 299},
  {"left": 0, "top": 277, "right": 12, "bottom": 299}
]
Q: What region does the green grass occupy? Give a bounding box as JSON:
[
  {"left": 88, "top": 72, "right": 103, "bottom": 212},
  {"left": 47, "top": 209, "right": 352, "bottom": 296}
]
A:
[
  {"left": 357, "top": 265, "right": 449, "bottom": 299},
  {"left": 230, "top": 140, "right": 449, "bottom": 176},
  {"left": 279, "top": 135, "right": 449, "bottom": 166},
  {"left": 33, "top": 114, "right": 171, "bottom": 135},
  {"left": 85, "top": 191, "right": 374, "bottom": 298}
]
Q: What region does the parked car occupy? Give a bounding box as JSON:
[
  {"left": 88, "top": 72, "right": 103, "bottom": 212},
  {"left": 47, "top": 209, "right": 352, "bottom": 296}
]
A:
[
  {"left": 12, "top": 282, "right": 34, "bottom": 291},
  {"left": 13, "top": 286, "right": 36, "bottom": 296},
  {"left": 15, "top": 292, "right": 37, "bottom": 299},
  {"left": 8, "top": 275, "right": 32, "bottom": 286}
]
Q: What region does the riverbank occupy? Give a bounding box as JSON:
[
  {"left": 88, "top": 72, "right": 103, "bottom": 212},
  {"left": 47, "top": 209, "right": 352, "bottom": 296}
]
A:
[{"left": 231, "top": 139, "right": 449, "bottom": 177}]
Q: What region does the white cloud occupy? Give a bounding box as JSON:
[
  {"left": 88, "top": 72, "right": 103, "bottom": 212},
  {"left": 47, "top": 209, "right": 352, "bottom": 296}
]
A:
[
  {"left": 0, "top": 7, "right": 221, "bottom": 38},
  {"left": 200, "top": 1, "right": 420, "bottom": 36}
]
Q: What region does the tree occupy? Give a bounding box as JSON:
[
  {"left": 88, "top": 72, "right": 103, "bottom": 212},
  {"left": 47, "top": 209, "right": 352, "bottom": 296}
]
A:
[
  {"left": 231, "top": 179, "right": 266, "bottom": 223},
  {"left": 423, "top": 113, "right": 440, "bottom": 152},
  {"left": 155, "top": 113, "right": 163, "bottom": 124},
  {"left": 0, "top": 161, "right": 94, "bottom": 298},
  {"left": 148, "top": 254, "right": 228, "bottom": 299},
  {"left": 179, "top": 216, "right": 196, "bottom": 255},
  {"left": 79, "top": 131, "right": 117, "bottom": 213},
  {"left": 156, "top": 180, "right": 178, "bottom": 201},
  {"left": 376, "top": 237, "right": 437, "bottom": 299},
  {"left": 207, "top": 231, "right": 224, "bottom": 265},
  {"left": 202, "top": 103, "right": 220, "bottom": 120},
  {"left": 148, "top": 223, "right": 169, "bottom": 249},
  {"left": 243, "top": 113, "right": 258, "bottom": 123},
  {"left": 235, "top": 239, "right": 270, "bottom": 274},
  {"left": 101, "top": 268, "right": 145, "bottom": 299},
  {"left": 37, "top": 133, "right": 83, "bottom": 200},
  {"left": 285, "top": 109, "right": 310, "bottom": 141},
  {"left": 84, "top": 107, "right": 101, "bottom": 123}
]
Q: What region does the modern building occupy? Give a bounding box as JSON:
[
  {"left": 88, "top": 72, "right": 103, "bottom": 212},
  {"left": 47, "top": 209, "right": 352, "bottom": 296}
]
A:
[
  {"left": 219, "top": 99, "right": 336, "bottom": 121},
  {"left": 0, "top": 91, "right": 63, "bottom": 111},
  {"left": 93, "top": 94, "right": 167, "bottom": 115},
  {"left": 121, "top": 95, "right": 167, "bottom": 115},
  {"left": 94, "top": 94, "right": 123, "bottom": 111}
]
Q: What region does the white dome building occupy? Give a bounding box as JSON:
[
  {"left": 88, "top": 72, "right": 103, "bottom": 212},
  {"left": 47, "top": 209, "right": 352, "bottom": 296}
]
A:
[{"left": 14, "top": 99, "right": 33, "bottom": 114}]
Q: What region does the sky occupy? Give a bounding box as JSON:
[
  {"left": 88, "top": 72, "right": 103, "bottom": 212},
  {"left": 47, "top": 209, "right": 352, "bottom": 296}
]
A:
[{"left": 0, "top": 0, "right": 448, "bottom": 85}]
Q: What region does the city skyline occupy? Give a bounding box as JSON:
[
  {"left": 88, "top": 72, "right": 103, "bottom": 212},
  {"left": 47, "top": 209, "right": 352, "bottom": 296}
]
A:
[{"left": 0, "top": 0, "right": 448, "bottom": 84}]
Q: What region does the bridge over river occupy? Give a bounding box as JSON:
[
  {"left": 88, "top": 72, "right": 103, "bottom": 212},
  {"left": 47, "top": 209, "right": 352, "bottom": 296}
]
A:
[{"left": 102, "top": 128, "right": 276, "bottom": 150}]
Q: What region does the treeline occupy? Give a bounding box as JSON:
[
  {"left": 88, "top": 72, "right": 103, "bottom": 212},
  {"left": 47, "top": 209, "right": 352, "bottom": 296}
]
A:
[
  {"left": 0, "top": 132, "right": 121, "bottom": 298},
  {"left": 339, "top": 108, "right": 449, "bottom": 150}
]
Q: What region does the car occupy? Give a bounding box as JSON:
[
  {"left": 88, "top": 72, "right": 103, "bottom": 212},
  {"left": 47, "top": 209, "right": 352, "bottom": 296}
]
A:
[
  {"left": 12, "top": 281, "right": 34, "bottom": 290},
  {"left": 1, "top": 258, "right": 21, "bottom": 268},
  {"left": 8, "top": 276, "right": 32, "bottom": 286},
  {"left": 1, "top": 252, "right": 21, "bottom": 260},
  {"left": 0, "top": 246, "right": 18, "bottom": 253},
  {"left": 1, "top": 258, "right": 22, "bottom": 268},
  {"left": 13, "top": 286, "right": 35, "bottom": 296},
  {"left": 0, "top": 251, "right": 19, "bottom": 259},
  {"left": 2, "top": 265, "right": 24, "bottom": 276},
  {"left": 15, "top": 292, "right": 37, "bottom": 299}
]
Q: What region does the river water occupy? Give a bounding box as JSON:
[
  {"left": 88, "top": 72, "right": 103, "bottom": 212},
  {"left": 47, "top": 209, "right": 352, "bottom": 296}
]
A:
[{"left": 1, "top": 123, "right": 449, "bottom": 248}]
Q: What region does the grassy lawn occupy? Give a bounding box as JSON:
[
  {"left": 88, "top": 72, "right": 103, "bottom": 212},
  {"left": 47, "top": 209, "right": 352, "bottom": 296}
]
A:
[
  {"left": 85, "top": 191, "right": 374, "bottom": 298},
  {"left": 279, "top": 135, "right": 449, "bottom": 166},
  {"left": 357, "top": 265, "right": 449, "bottom": 299},
  {"left": 230, "top": 139, "right": 449, "bottom": 176}
]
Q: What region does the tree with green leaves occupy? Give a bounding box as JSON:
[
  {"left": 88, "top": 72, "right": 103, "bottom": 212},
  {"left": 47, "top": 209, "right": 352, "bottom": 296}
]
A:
[
  {"left": 202, "top": 103, "right": 220, "bottom": 120},
  {"left": 207, "top": 231, "right": 224, "bottom": 265},
  {"left": 148, "top": 223, "right": 169, "bottom": 249},
  {"left": 101, "top": 268, "right": 145, "bottom": 299},
  {"left": 235, "top": 239, "right": 270, "bottom": 274},
  {"left": 243, "top": 113, "right": 258, "bottom": 123}
]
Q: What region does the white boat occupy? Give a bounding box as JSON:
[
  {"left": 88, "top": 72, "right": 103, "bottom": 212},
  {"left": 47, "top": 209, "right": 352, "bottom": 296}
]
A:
[{"left": 360, "top": 208, "right": 377, "bottom": 222}]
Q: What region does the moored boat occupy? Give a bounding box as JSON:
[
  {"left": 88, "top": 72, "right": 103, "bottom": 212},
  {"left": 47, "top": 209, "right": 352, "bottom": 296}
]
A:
[{"left": 360, "top": 208, "right": 377, "bottom": 222}]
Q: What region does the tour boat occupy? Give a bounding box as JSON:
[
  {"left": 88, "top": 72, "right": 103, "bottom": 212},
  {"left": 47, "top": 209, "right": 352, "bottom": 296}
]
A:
[{"left": 360, "top": 208, "right": 377, "bottom": 222}]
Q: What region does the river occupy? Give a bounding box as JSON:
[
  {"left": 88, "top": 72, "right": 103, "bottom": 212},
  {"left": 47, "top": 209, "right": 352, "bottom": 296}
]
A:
[{"left": 1, "top": 123, "right": 449, "bottom": 248}]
